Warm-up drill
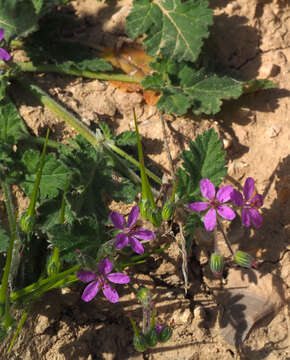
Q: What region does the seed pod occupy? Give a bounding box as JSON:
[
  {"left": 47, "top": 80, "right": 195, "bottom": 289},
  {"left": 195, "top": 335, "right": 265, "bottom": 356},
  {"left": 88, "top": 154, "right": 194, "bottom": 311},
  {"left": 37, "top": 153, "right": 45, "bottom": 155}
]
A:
[
  {"left": 210, "top": 253, "right": 224, "bottom": 277},
  {"left": 234, "top": 250, "right": 257, "bottom": 269},
  {"left": 161, "top": 201, "right": 175, "bottom": 221},
  {"left": 20, "top": 213, "right": 35, "bottom": 233},
  {"left": 133, "top": 333, "right": 148, "bottom": 352},
  {"left": 145, "top": 328, "right": 158, "bottom": 347},
  {"left": 158, "top": 326, "right": 173, "bottom": 343}
]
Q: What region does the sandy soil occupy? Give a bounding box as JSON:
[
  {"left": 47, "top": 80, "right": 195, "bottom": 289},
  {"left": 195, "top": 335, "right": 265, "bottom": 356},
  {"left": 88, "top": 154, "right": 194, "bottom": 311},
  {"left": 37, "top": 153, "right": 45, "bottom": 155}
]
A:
[{"left": 1, "top": 0, "right": 290, "bottom": 359}]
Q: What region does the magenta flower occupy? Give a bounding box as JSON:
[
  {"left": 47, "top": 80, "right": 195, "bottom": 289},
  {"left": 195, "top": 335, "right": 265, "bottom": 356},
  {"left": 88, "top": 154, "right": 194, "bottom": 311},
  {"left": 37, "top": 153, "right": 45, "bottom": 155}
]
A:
[
  {"left": 231, "top": 177, "right": 263, "bottom": 228},
  {"left": 77, "top": 258, "right": 130, "bottom": 303},
  {"left": 188, "top": 178, "right": 235, "bottom": 231},
  {"left": 110, "top": 205, "right": 155, "bottom": 254},
  {"left": 0, "top": 29, "right": 11, "bottom": 61}
]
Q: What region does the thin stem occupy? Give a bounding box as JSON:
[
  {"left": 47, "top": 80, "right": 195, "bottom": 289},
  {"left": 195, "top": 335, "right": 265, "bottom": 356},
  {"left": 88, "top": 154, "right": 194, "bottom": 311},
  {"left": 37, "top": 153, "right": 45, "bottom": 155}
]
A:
[
  {"left": 159, "top": 112, "right": 174, "bottom": 176},
  {"left": 16, "top": 62, "right": 143, "bottom": 83},
  {"left": 216, "top": 217, "right": 234, "bottom": 255},
  {"left": 7, "top": 307, "right": 30, "bottom": 354}
]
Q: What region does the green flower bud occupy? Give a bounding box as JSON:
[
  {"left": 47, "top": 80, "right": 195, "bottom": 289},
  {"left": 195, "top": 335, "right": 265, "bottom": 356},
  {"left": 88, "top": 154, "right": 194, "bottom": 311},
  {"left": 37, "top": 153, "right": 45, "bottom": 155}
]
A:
[
  {"left": 136, "top": 287, "right": 150, "bottom": 306},
  {"left": 139, "top": 199, "right": 150, "bottom": 219},
  {"left": 158, "top": 326, "right": 173, "bottom": 343},
  {"left": 210, "top": 253, "right": 224, "bottom": 278},
  {"left": 145, "top": 328, "right": 158, "bottom": 347},
  {"left": 161, "top": 201, "right": 175, "bottom": 221},
  {"left": 234, "top": 250, "right": 258, "bottom": 269},
  {"left": 20, "top": 212, "right": 35, "bottom": 233},
  {"left": 148, "top": 209, "right": 162, "bottom": 227},
  {"left": 46, "top": 258, "right": 61, "bottom": 277},
  {"left": 133, "top": 333, "right": 148, "bottom": 352}
]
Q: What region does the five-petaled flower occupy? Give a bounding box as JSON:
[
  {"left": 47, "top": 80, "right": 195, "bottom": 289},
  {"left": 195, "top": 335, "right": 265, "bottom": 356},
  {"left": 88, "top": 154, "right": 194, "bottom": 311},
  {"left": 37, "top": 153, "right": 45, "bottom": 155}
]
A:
[
  {"left": 77, "top": 258, "right": 130, "bottom": 303},
  {"left": 231, "top": 177, "right": 263, "bottom": 228},
  {"left": 188, "top": 178, "right": 235, "bottom": 231},
  {"left": 0, "top": 29, "right": 11, "bottom": 61},
  {"left": 110, "top": 205, "right": 155, "bottom": 254}
]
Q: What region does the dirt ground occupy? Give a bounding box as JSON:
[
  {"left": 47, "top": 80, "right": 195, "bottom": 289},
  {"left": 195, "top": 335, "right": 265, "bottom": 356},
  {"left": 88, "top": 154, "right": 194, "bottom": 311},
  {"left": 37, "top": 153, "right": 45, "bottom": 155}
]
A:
[{"left": 1, "top": 0, "right": 290, "bottom": 359}]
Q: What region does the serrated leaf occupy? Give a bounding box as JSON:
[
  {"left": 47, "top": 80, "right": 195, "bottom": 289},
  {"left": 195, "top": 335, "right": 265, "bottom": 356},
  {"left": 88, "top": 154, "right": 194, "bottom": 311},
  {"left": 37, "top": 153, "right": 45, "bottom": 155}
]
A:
[
  {"left": 243, "top": 79, "right": 276, "bottom": 94},
  {"left": 116, "top": 131, "right": 137, "bottom": 147},
  {"left": 99, "top": 121, "right": 113, "bottom": 140},
  {"left": 184, "top": 212, "right": 201, "bottom": 251},
  {"left": 0, "top": 97, "right": 28, "bottom": 144},
  {"left": 126, "top": 0, "right": 213, "bottom": 63},
  {"left": 56, "top": 58, "right": 113, "bottom": 75},
  {"left": 47, "top": 217, "right": 108, "bottom": 263},
  {"left": 176, "top": 128, "right": 227, "bottom": 201},
  {"left": 20, "top": 150, "right": 70, "bottom": 202},
  {"left": 0, "top": 226, "right": 9, "bottom": 252}
]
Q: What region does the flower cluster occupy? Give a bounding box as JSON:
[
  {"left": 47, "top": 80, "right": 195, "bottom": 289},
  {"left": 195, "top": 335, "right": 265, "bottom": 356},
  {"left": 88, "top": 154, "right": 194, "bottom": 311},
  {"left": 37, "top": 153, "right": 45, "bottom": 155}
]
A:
[{"left": 189, "top": 177, "right": 263, "bottom": 231}]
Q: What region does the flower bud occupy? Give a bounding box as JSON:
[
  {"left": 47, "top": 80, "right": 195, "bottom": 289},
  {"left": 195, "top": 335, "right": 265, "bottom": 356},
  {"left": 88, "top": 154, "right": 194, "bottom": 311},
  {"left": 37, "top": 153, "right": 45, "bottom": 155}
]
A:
[
  {"left": 136, "top": 287, "right": 150, "bottom": 306},
  {"left": 158, "top": 326, "right": 173, "bottom": 343},
  {"left": 148, "top": 209, "right": 162, "bottom": 227},
  {"left": 145, "top": 328, "right": 158, "bottom": 347},
  {"left": 139, "top": 199, "right": 150, "bottom": 219},
  {"left": 20, "top": 212, "right": 35, "bottom": 233},
  {"left": 133, "top": 333, "right": 148, "bottom": 352},
  {"left": 210, "top": 253, "right": 223, "bottom": 277},
  {"left": 234, "top": 250, "right": 257, "bottom": 269},
  {"left": 161, "top": 202, "right": 175, "bottom": 221}
]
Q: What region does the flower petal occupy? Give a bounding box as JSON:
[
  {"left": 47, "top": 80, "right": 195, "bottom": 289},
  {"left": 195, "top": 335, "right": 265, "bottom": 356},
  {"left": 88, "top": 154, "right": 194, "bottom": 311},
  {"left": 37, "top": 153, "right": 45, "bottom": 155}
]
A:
[
  {"left": 200, "top": 178, "right": 215, "bottom": 200},
  {"left": 188, "top": 202, "right": 209, "bottom": 212},
  {"left": 248, "top": 209, "right": 263, "bottom": 228},
  {"left": 107, "top": 272, "right": 130, "bottom": 284},
  {"left": 204, "top": 208, "right": 217, "bottom": 231},
  {"left": 102, "top": 283, "right": 119, "bottom": 303},
  {"left": 81, "top": 280, "right": 100, "bottom": 302},
  {"left": 242, "top": 208, "right": 251, "bottom": 227},
  {"left": 216, "top": 186, "right": 234, "bottom": 203},
  {"left": 0, "top": 48, "right": 11, "bottom": 61},
  {"left": 115, "top": 232, "right": 129, "bottom": 248},
  {"left": 0, "top": 29, "right": 4, "bottom": 41},
  {"left": 109, "top": 211, "right": 125, "bottom": 229},
  {"left": 133, "top": 228, "right": 155, "bottom": 240},
  {"left": 231, "top": 189, "right": 243, "bottom": 207},
  {"left": 127, "top": 205, "right": 139, "bottom": 228},
  {"left": 217, "top": 205, "right": 236, "bottom": 220},
  {"left": 77, "top": 270, "right": 96, "bottom": 283},
  {"left": 129, "top": 236, "right": 144, "bottom": 254},
  {"left": 98, "top": 258, "right": 114, "bottom": 275},
  {"left": 250, "top": 194, "right": 263, "bottom": 209},
  {"left": 243, "top": 177, "right": 255, "bottom": 200}
]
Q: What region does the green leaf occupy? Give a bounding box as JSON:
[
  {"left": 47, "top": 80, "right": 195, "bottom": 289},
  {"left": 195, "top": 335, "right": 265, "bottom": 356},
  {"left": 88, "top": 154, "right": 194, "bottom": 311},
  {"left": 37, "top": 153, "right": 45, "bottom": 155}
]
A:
[
  {"left": 176, "top": 128, "right": 227, "bottom": 201},
  {"left": 31, "top": 0, "right": 43, "bottom": 14},
  {"left": 126, "top": 0, "right": 213, "bottom": 63},
  {"left": 56, "top": 58, "right": 113, "bottom": 75},
  {"left": 99, "top": 121, "right": 113, "bottom": 140},
  {"left": 0, "top": 75, "right": 9, "bottom": 102},
  {"left": 116, "top": 131, "right": 137, "bottom": 147},
  {"left": 47, "top": 217, "right": 108, "bottom": 263},
  {"left": 184, "top": 212, "right": 201, "bottom": 251},
  {"left": 0, "top": 97, "right": 28, "bottom": 144},
  {"left": 243, "top": 78, "right": 276, "bottom": 94},
  {"left": 0, "top": 226, "right": 9, "bottom": 253},
  {"left": 142, "top": 61, "right": 243, "bottom": 115},
  {"left": 20, "top": 150, "right": 70, "bottom": 202}
]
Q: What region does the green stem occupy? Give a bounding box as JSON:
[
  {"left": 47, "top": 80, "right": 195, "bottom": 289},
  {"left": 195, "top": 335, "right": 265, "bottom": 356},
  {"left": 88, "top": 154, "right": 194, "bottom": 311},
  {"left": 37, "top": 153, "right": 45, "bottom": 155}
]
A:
[
  {"left": 16, "top": 77, "right": 161, "bottom": 185},
  {"left": 0, "top": 179, "right": 14, "bottom": 234},
  {"left": 7, "top": 308, "right": 30, "bottom": 354},
  {"left": 21, "top": 134, "right": 65, "bottom": 150},
  {"left": 16, "top": 62, "right": 143, "bottom": 83}
]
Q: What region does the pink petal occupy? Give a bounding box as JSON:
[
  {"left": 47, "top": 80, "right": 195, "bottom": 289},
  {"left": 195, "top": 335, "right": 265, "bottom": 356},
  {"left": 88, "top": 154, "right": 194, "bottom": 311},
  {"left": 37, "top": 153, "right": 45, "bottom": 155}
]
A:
[
  {"left": 81, "top": 280, "right": 100, "bottom": 302},
  {"left": 77, "top": 270, "right": 96, "bottom": 283},
  {"left": 250, "top": 194, "right": 263, "bottom": 209},
  {"left": 129, "top": 237, "right": 144, "bottom": 254},
  {"left": 188, "top": 202, "right": 209, "bottom": 212},
  {"left": 200, "top": 178, "right": 215, "bottom": 200},
  {"left": 248, "top": 209, "right": 263, "bottom": 228},
  {"left": 107, "top": 273, "right": 130, "bottom": 284},
  {"left": 243, "top": 177, "right": 255, "bottom": 201},
  {"left": 98, "top": 258, "right": 113, "bottom": 275},
  {"left": 0, "top": 48, "right": 11, "bottom": 61},
  {"left": 116, "top": 232, "right": 129, "bottom": 248},
  {"left": 231, "top": 189, "right": 243, "bottom": 207},
  {"left": 127, "top": 205, "right": 139, "bottom": 228},
  {"left": 217, "top": 205, "right": 236, "bottom": 220},
  {"left": 216, "top": 186, "right": 233, "bottom": 203},
  {"left": 102, "top": 283, "right": 119, "bottom": 303},
  {"left": 109, "top": 211, "right": 125, "bottom": 229},
  {"left": 242, "top": 208, "right": 251, "bottom": 227},
  {"left": 0, "top": 29, "right": 4, "bottom": 41},
  {"left": 204, "top": 208, "right": 217, "bottom": 231},
  {"left": 132, "top": 228, "right": 155, "bottom": 240}
]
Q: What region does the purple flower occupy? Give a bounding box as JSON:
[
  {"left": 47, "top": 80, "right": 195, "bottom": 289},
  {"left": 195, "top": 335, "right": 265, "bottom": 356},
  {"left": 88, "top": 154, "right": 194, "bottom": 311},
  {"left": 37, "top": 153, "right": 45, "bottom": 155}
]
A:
[
  {"left": 110, "top": 205, "right": 155, "bottom": 254},
  {"left": 231, "top": 177, "right": 263, "bottom": 228},
  {"left": 77, "top": 258, "right": 130, "bottom": 303},
  {"left": 0, "top": 29, "right": 11, "bottom": 61},
  {"left": 188, "top": 178, "right": 235, "bottom": 231}
]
